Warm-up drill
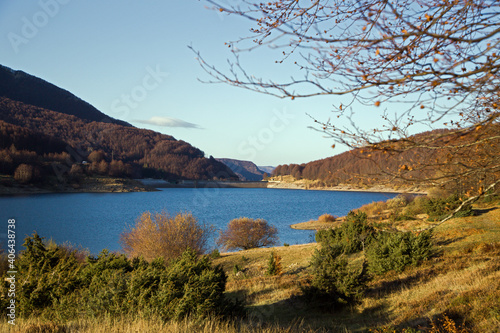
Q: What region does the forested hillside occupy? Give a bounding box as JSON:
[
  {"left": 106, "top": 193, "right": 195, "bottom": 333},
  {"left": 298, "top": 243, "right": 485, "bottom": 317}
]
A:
[
  {"left": 273, "top": 126, "right": 499, "bottom": 193},
  {"left": 0, "top": 97, "right": 236, "bottom": 183},
  {"left": 0, "top": 65, "right": 237, "bottom": 186}
]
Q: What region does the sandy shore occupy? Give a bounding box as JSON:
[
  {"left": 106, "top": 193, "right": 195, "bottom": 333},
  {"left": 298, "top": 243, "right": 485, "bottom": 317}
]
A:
[
  {"left": 267, "top": 181, "right": 426, "bottom": 194},
  {"left": 290, "top": 219, "right": 344, "bottom": 230}
]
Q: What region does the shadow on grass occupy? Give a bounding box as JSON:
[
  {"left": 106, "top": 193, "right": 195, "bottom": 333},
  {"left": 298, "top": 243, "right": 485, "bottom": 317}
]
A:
[
  {"left": 435, "top": 235, "right": 467, "bottom": 246},
  {"left": 243, "top": 292, "right": 394, "bottom": 332},
  {"left": 473, "top": 206, "right": 497, "bottom": 216},
  {"left": 395, "top": 310, "right": 471, "bottom": 332},
  {"left": 366, "top": 267, "right": 437, "bottom": 298}
]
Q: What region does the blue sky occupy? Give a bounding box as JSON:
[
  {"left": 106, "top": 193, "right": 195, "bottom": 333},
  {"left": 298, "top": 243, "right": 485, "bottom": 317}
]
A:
[{"left": 0, "top": 1, "right": 394, "bottom": 166}]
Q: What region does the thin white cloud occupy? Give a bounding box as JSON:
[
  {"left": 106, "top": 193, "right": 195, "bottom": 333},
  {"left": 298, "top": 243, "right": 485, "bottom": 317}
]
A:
[{"left": 134, "top": 116, "right": 203, "bottom": 129}]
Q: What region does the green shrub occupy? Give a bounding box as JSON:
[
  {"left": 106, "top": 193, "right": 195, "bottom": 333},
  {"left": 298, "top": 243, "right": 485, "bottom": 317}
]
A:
[
  {"left": 306, "top": 243, "right": 367, "bottom": 309},
  {"left": 367, "top": 230, "right": 433, "bottom": 275},
  {"left": 422, "top": 194, "right": 474, "bottom": 221},
  {"left": 150, "top": 249, "right": 230, "bottom": 320},
  {"left": 5, "top": 234, "right": 242, "bottom": 321},
  {"left": 76, "top": 250, "right": 134, "bottom": 317},
  {"left": 210, "top": 248, "right": 221, "bottom": 259},
  {"left": 315, "top": 211, "right": 375, "bottom": 254},
  {"left": 233, "top": 264, "right": 242, "bottom": 275},
  {"left": 12, "top": 233, "right": 82, "bottom": 318}
]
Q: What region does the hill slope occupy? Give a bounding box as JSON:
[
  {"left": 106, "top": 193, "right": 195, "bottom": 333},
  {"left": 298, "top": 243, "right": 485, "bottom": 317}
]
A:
[{"left": 0, "top": 65, "right": 130, "bottom": 127}]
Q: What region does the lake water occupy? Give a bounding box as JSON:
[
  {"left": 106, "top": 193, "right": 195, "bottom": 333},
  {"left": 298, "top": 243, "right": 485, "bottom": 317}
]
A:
[{"left": 0, "top": 188, "right": 397, "bottom": 254}]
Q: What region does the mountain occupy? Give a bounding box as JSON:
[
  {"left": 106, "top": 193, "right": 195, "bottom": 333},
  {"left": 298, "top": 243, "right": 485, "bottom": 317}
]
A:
[
  {"left": 0, "top": 65, "right": 131, "bottom": 127},
  {"left": 216, "top": 158, "right": 267, "bottom": 181},
  {"left": 257, "top": 166, "right": 275, "bottom": 175},
  {"left": 0, "top": 65, "right": 237, "bottom": 185}
]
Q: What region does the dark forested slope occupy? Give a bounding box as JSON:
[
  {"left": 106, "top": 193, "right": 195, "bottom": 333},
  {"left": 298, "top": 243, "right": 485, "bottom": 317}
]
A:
[
  {"left": 0, "top": 65, "right": 130, "bottom": 127},
  {"left": 0, "top": 97, "right": 236, "bottom": 181}
]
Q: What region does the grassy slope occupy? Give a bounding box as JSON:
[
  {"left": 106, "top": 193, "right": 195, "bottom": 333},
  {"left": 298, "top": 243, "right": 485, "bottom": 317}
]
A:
[
  {"left": 214, "top": 203, "right": 500, "bottom": 332},
  {"left": 2, "top": 203, "right": 499, "bottom": 332}
]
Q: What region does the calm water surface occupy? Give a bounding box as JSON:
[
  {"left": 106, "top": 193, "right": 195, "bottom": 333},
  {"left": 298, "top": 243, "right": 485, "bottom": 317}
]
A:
[{"left": 0, "top": 188, "right": 397, "bottom": 254}]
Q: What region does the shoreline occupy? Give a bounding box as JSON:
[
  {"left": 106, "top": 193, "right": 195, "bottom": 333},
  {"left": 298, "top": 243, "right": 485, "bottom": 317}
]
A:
[
  {"left": 0, "top": 177, "right": 157, "bottom": 196},
  {"left": 0, "top": 177, "right": 427, "bottom": 196},
  {"left": 290, "top": 219, "right": 344, "bottom": 230}
]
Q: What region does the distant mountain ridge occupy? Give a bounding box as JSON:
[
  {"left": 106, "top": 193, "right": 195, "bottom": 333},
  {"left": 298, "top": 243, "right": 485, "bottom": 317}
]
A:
[
  {"left": 257, "top": 166, "right": 275, "bottom": 175},
  {"left": 216, "top": 158, "right": 267, "bottom": 181},
  {"left": 0, "top": 65, "right": 131, "bottom": 127}
]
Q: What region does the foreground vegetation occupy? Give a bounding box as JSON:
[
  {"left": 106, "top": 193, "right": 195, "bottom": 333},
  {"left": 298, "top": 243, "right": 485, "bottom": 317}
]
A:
[{"left": 1, "top": 195, "right": 499, "bottom": 332}]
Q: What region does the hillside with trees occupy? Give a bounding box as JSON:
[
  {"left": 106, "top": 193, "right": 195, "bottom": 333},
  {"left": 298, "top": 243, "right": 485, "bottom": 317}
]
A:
[
  {"left": 272, "top": 125, "right": 499, "bottom": 193},
  {"left": 0, "top": 66, "right": 237, "bottom": 189}
]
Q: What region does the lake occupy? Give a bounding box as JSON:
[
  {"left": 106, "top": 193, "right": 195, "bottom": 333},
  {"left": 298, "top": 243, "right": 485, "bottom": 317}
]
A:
[{"left": 0, "top": 188, "right": 397, "bottom": 254}]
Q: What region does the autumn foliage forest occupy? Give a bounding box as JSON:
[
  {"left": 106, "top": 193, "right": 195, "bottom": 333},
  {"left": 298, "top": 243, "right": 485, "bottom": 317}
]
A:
[
  {"left": 0, "top": 65, "right": 237, "bottom": 186},
  {"left": 272, "top": 124, "right": 500, "bottom": 194},
  {"left": 0, "top": 97, "right": 237, "bottom": 184}
]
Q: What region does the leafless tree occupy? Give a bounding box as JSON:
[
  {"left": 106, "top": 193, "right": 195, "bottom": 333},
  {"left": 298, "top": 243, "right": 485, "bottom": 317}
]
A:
[
  {"left": 120, "top": 211, "right": 213, "bottom": 262},
  {"left": 217, "top": 217, "right": 279, "bottom": 251}
]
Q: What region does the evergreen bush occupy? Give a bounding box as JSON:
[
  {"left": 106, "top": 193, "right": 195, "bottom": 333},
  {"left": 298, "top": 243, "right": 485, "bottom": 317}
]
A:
[
  {"left": 305, "top": 243, "right": 367, "bottom": 309},
  {"left": 315, "top": 211, "right": 375, "bottom": 254},
  {"left": 2, "top": 234, "right": 241, "bottom": 321},
  {"left": 423, "top": 194, "right": 474, "bottom": 221},
  {"left": 14, "top": 233, "right": 82, "bottom": 318},
  {"left": 367, "top": 230, "right": 433, "bottom": 275},
  {"left": 266, "top": 251, "right": 283, "bottom": 276}
]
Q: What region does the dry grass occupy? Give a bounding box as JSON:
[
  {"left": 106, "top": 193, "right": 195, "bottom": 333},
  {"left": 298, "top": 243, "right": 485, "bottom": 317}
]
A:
[
  {"left": 0, "top": 316, "right": 324, "bottom": 333},
  {"left": 355, "top": 200, "right": 389, "bottom": 217},
  {"left": 214, "top": 204, "right": 500, "bottom": 332},
  {"left": 213, "top": 243, "right": 318, "bottom": 278},
  {"left": 359, "top": 205, "right": 500, "bottom": 332}
]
